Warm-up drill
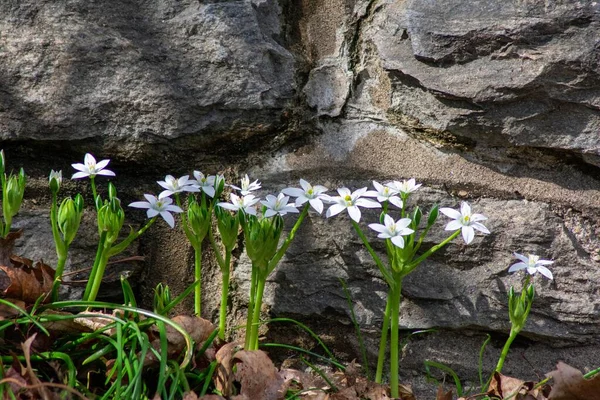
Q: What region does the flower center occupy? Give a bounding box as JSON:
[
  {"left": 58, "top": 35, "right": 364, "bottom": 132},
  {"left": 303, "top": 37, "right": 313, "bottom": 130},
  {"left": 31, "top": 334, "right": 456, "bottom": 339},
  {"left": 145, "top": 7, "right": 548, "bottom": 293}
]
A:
[{"left": 344, "top": 195, "right": 353, "bottom": 205}]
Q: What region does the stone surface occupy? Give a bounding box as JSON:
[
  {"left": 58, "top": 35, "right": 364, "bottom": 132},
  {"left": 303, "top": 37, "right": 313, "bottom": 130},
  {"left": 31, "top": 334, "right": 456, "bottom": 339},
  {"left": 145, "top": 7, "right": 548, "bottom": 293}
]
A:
[{"left": 1, "top": 0, "right": 600, "bottom": 398}]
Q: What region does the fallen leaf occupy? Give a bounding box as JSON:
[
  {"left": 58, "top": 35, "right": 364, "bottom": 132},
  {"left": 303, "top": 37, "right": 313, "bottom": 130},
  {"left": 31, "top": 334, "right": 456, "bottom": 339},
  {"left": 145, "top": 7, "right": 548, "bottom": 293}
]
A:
[
  {"left": 330, "top": 386, "right": 359, "bottom": 400},
  {"left": 548, "top": 362, "right": 600, "bottom": 400},
  {"left": 214, "top": 342, "right": 242, "bottom": 397},
  {"left": 146, "top": 315, "right": 215, "bottom": 366},
  {"left": 0, "top": 298, "right": 25, "bottom": 320},
  {"left": 231, "top": 349, "right": 286, "bottom": 400},
  {"left": 0, "top": 257, "right": 54, "bottom": 303},
  {"left": 22, "top": 333, "right": 59, "bottom": 399},
  {"left": 436, "top": 385, "right": 453, "bottom": 400}
]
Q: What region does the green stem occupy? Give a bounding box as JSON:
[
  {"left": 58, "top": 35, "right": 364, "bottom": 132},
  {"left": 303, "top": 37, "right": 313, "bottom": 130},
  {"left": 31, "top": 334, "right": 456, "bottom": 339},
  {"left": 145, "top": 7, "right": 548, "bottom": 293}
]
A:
[
  {"left": 83, "top": 231, "right": 108, "bottom": 300},
  {"left": 51, "top": 255, "right": 68, "bottom": 302},
  {"left": 108, "top": 217, "right": 156, "bottom": 257},
  {"left": 1, "top": 170, "right": 7, "bottom": 238},
  {"left": 266, "top": 204, "right": 309, "bottom": 274},
  {"left": 495, "top": 327, "right": 519, "bottom": 374},
  {"left": 219, "top": 251, "right": 232, "bottom": 340},
  {"left": 407, "top": 230, "right": 461, "bottom": 271},
  {"left": 208, "top": 227, "right": 225, "bottom": 270},
  {"left": 389, "top": 277, "right": 402, "bottom": 399},
  {"left": 176, "top": 194, "right": 197, "bottom": 248},
  {"left": 245, "top": 266, "right": 258, "bottom": 349},
  {"left": 194, "top": 245, "right": 202, "bottom": 317},
  {"left": 85, "top": 244, "right": 111, "bottom": 302},
  {"left": 351, "top": 220, "right": 393, "bottom": 286},
  {"left": 375, "top": 295, "right": 391, "bottom": 384},
  {"left": 249, "top": 276, "right": 266, "bottom": 350},
  {"left": 90, "top": 177, "right": 99, "bottom": 210}
]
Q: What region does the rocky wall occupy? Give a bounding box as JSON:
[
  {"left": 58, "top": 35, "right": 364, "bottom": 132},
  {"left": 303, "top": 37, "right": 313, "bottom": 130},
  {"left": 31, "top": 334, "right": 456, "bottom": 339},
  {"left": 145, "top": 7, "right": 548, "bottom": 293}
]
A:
[{"left": 1, "top": 0, "right": 600, "bottom": 397}]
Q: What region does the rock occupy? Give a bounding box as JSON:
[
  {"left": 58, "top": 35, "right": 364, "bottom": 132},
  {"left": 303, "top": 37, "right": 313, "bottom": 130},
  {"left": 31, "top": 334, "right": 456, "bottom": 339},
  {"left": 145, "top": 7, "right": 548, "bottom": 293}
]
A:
[{"left": 0, "top": 1, "right": 600, "bottom": 397}]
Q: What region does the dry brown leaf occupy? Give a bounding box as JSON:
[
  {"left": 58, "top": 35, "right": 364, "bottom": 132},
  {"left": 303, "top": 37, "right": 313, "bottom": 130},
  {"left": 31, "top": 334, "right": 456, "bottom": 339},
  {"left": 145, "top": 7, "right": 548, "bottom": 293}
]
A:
[
  {"left": 22, "top": 333, "right": 59, "bottom": 400},
  {"left": 436, "top": 385, "right": 453, "bottom": 400},
  {"left": 74, "top": 311, "right": 118, "bottom": 335},
  {"left": 0, "top": 298, "right": 25, "bottom": 320},
  {"left": 478, "top": 372, "right": 549, "bottom": 400},
  {"left": 145, "top": 315, "right": 215, "bottom": 366},
  {"left": 396, "top": 384, "right": 416, "bottom": 400},
  {"left": 168, "top": 315, "right": 215, "bottom": 348},
  {"left": 330, "top": 386, "right": 359, "bottom": 400},
  {"left": 0, "top": 256, "right": 54, "bottom": 304},
  {"left": 231, "top": 349, "right": 286, "bottom": 400},
  {"left": 214, "top": 342, "right": 242, "bottom": 397},
  {"left": 548, "top": 362, "right": 600, "bottom": 400}
]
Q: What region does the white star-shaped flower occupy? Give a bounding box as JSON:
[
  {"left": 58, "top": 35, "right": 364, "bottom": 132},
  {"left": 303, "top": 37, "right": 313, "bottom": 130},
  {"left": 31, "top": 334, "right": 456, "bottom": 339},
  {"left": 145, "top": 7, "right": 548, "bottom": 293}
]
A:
[
  {"left": 261, "top": 193, "right": 299, "bottom": 217},
  {"left": 282, "top": 179, "right": 329, "bottom": 214},
  {"left": 508, "top": 253, "right": 554, "bottom": 280},
  {"left": 71, "top": 153, "right": 116, "bottom": 179},
  {"left": 368, "top": 214, "right": 414, "bottom": 248},
  {"left": 439, "top": 201, "right": 489, "bottom": 244},
  {"left": 230, "top": 174, "right": 261, "bottom": 196},
  {"left": 325, "top": 187, "right": 381, "bottom": 223},
  {"left": 217, "top": 193, "right": 260, "bottom": 215},
  {"left": 157, "top": 175, "right": 200, "bottom": 199},
  {"left": 193, "top": 171, "right": 216, "bottom": 198},
  {"left": 365, "top": 181, "right": 403, "bottom": 208},
  {"left": 129, "top": 194, "right": 183, "bottom": 228}
]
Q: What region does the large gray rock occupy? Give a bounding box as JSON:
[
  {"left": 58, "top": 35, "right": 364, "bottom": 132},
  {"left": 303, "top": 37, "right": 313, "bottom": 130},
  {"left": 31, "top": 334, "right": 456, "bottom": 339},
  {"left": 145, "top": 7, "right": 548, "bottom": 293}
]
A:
[
  {"left": 0, "top": 0, "right": 294, "bottom": 155},
  {"left": 1, "top": 0, "right": 600, "bottom": 398}
]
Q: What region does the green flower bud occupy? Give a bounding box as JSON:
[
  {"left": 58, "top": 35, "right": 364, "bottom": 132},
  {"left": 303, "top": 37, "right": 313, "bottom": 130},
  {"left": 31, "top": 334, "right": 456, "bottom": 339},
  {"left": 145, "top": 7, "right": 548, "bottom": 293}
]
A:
[
  {"left": 427, "top": 204, "right": 439, "bottom": 227},
  {"left": 215, "top": 206, "right": 239, "bottom": 251},
  {"left": 412, "top": 206, "right": 422, "bottom": 228},
  {"left": 49, "top": 170, "right": 62, "bottom": 194},
  {"left": 243, "top": 214, "right": 283, "bottom": 271},
  {"left": 214, "top": 174, "right": 226, "bottom": 199},
  {"left": 0, "top": 150, "right": 5, "bottom": 175},
  {"left": 108, "top": 182, "right": 117, "bottom": 200},
  {"left": 98, "top": 197, "right": 124, "bottom": 244},
  {"left": 58, "top": 196, "right": 84, "bottom": 246},
  {"left": 5, "top": 171, "right": 25, "bottom": 217},
  {"left": 187, "top": 197, "right": 210, "bottom": 242}
]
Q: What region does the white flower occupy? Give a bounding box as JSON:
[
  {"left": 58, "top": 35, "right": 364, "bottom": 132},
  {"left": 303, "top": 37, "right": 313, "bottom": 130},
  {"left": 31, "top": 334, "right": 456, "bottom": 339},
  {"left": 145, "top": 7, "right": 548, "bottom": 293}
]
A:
[
  {"left": 440, "top": 201, "right": 490, "bottom": 244},
  {"left": 261, "top": 193, "right": 299, "bottom": 217},
  {"left": 390, "top": 178, "right": 422, "bottom": 196},
  {"left": 368, "top": 214, "right": 414, "bottom": 248},
  {"left": 325, "top": 187, "right": 381, "bottom": 223},
  {"left": 282, "top": 179, "right": 329, "bottom": 214},
  {"left": 230, "top": 174, "right": 261, "bottom": 196},
  {"left": 193, "top": 171, "right": 216, "bottom": 198},
  {"left": 508, "top": 253, "right": 554, "bottom": 280},
  {"left": 217, "top": 193, "right": 260, "bottom": 215},
  {"left": 157, "top": 175, "right": 200, "bottom": 199},
  {"left": 129, "top": 194, "right": 183, "bottom": 228},
  {"left": 365, "top": 181, "right": 403, "bottom": 208},
  {"left": 71, "top": 153, "right": 116, "bottom": 179}
]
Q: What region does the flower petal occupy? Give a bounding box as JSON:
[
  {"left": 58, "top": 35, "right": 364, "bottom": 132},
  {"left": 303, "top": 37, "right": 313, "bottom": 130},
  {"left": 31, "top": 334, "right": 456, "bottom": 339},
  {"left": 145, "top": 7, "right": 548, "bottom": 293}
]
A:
[
  {"left": 462, "top": 226, "right": 474, "bottom": 244},
  {"left": 96, "top": 169, "right": 116, "bottom": 177},
  {"left": 537, "top": 266, "right": 554, "bottom": 280},
  {"left": 326, "top": 203, "right": 346, "bottom": 218},
  {"left": 129, "top": 201, "right": 150, "bottom": 209},
  {"left": 472, "top": 222, "right": 490, "bottom": 234},
  {"left": 282, "top": 188, "right": 304, "bottom": 197},
  {"left": 389, "top": 196, "right": 404, "bottom": 209},
  {"left": 71, "top": 172, "right": 90, "bottom": 179},
  {"left": 445, "top": 220, "right": 463, "bottom": 231},
  {"left": 309, "top": 198, "right": 324, "bottom": 214},
  {"left": 160, "top": 211, "right": 176, "bottom": 228},
  {"left": 355, "top": 198, "right": 381, "bottom": 209},
  {"left": 391, "top": 235, "right": 405, "bottom": 248},
  {"left": 368, "top": 223, "right": 387, "bottom": 233},
  {"left": 440, "top": 207, "right": 461, "bottom": 220},
  {"left": 508, "top": 262, "right": 527, "bottom": 273},
  {"left": 347, "top": 206, "right": 361, "bottom": 222}
]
